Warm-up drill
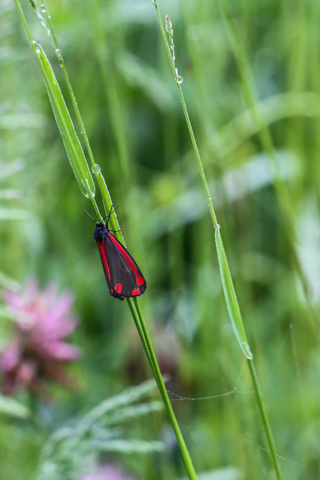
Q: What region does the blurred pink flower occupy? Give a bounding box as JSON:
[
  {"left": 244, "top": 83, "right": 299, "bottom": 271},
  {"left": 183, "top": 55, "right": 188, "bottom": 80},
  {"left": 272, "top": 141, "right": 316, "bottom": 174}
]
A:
[
  {"left": 0, "top": 279, "right": 81, "bottom": 396},
  {"left": 77, "top": 465, "right": 136, "bottom": 480}
]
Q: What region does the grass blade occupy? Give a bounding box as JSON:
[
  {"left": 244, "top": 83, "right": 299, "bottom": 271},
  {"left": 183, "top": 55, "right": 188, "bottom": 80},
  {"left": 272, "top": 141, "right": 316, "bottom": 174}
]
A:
[
  {"left": 215, "top": 226, "right": 252, "bottom": 359},
  {"left": 34, "top": 42, "right": 95, "bottom": 199}
]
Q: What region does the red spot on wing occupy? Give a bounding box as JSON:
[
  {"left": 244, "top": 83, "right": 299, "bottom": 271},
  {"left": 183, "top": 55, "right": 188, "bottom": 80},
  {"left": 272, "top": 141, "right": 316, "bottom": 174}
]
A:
[
  {"left": 108, "top": 235, "right": 145, "bottom": 286},
  {"left": 131, "top": 288, "right": 141, "bottom": 296},
  {"left": 115, "top": 284, "right": 123, "bottom": 293},
  {"left": 97, "top": 241, "right": 111, "bottom": 281}
]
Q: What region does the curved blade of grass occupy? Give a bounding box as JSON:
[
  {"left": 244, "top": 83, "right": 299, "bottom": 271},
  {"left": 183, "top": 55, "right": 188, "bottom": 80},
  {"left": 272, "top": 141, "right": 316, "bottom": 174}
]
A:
[
  {"left": 153, "top": 5, "right": 282, "bottom": 479},
  {"left": 34, "top": 42, "right": 95, "bottom": 198},
  {"left": 14, "top": 3, "right": 198, "bottom": 478},
  {"left": 215, "top": 226, "right": 252, "bottom": 359},
  {"left": 155, "top": 4, "right": 251, "bottom": 360}
]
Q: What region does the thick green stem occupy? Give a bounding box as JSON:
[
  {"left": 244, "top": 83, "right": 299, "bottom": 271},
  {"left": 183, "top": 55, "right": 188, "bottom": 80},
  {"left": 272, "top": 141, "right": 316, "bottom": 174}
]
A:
[{"left": 132, "top": 298, "right": 198, "bottom": 480}]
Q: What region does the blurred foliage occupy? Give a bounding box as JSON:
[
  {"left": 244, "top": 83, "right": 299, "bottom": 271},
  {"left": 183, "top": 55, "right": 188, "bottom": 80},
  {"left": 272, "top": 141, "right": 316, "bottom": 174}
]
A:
[
  {"left": 35, "top": 379, "right": 164, "bottom": 480},
  {"left": 1, "top": 0, "right": 320, "bottom": 479}
]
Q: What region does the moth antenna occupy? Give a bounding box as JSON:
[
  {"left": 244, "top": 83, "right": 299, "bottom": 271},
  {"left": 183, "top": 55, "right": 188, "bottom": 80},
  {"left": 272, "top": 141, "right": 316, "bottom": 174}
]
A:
[
  {"left": 103, "top": 204, "right": 120, "bottom": 224},
  {"left": 80, "top": 204, "right": 120, "bottom": 225},
  {"left": 79, "top": 204, "right": 97, "bottom": 222}
]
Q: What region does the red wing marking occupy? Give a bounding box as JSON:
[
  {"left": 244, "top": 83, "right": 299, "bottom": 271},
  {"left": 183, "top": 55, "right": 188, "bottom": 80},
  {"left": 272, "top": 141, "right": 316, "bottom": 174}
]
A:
[
  {"left": 97, "top": 241, "right": 111, "bottom": 281},
  {"left": 109, "top": 235, "right": 145, "bottom": 286},
  {"left": 115, "top": 284, "right": 123, "bottom": 293},
  {"left": 131, "top": 288, "right": 141, "bottom": 296}
]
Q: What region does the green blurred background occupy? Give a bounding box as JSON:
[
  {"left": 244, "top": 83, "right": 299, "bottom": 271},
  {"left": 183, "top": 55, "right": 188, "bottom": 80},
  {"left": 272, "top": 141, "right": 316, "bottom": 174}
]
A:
[{"left": 1, "top": 0, "right": 320, "bottom": 478}]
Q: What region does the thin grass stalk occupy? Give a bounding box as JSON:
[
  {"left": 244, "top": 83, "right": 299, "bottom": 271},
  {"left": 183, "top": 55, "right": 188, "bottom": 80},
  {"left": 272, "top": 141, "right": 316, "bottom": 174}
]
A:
[
  {"left": 14, "top": 3, "right": 198, "bottom": 478},
  {"left": 34, "top": 0, "right": 106, "bottom": 220},
  {"left": 216, "top": 0, "right": 318, "bottom": 329},
  {"left": 127, "top": 299, "right": 157, "bottom": 380},
  {"left": 153, "top": 7, "right": 218, "bottom": 228},
  {"left": 127, "top": 297, "right": 199, "bottom": 480},
  {"left": 246, "top": 359, "right": 282, "bottom": 480},
  {"left": 133, "top": 298, "right": 198, "bottom": 480},
  {"left": 152, "top": 2, "right": 283, "bottom": 478}
]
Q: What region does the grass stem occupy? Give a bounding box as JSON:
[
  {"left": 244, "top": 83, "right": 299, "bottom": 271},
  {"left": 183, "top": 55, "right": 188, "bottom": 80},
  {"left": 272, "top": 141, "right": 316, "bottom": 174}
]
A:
[{"left": 152, "top": 2, "right": 283, "bottom": 478}]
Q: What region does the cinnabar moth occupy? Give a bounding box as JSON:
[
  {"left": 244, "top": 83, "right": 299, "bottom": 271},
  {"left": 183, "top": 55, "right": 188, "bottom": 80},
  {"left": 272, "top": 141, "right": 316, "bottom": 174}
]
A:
[{"left": 83, "top": 207, "right": 147, "bottom": 300}]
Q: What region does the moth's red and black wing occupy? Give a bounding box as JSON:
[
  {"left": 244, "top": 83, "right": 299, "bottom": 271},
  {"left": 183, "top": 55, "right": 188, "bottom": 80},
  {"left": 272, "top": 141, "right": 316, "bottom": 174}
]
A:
[{"left": 94, "top": 222, "right": 147, "bottom": 300}]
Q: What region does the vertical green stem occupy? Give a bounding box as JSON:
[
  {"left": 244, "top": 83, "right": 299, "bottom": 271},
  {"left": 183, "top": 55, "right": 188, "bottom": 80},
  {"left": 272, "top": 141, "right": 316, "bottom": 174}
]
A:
[
  {"left": 14, "top": 3, "right": 197, "bottom": 477},
  {"left": 152, "top": 2, "right": 283, "bottom": 479},
  {"left": 247, "top": 359, "right": 282, "bottom": 480},
  {"left": 40, "top": 0, "right": 104, "bottom": 220},
  {"left": 131, "top": 298, "right": 198, "bottom": 480},
  {"left": 153, "top": 5, "right": 218, "bottom": 229},
  {"left": 216, "top": 0, "right": 318, "bottom": 328}
]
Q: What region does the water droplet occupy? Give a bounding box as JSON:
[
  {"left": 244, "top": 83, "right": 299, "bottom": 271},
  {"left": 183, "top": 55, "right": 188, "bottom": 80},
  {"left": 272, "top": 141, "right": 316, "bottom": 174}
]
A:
[
  {"left": 92, "top": 164, "right": 101, "bottom": 174},
  {"left": 175, "top": 68, "right": 183, "bottom": 83},
  {"left": 215, "top": 223, "right": 220, "bottom": 231},
  {"left": 33, "top": 40, "right": 41, "bottom": 55}
]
